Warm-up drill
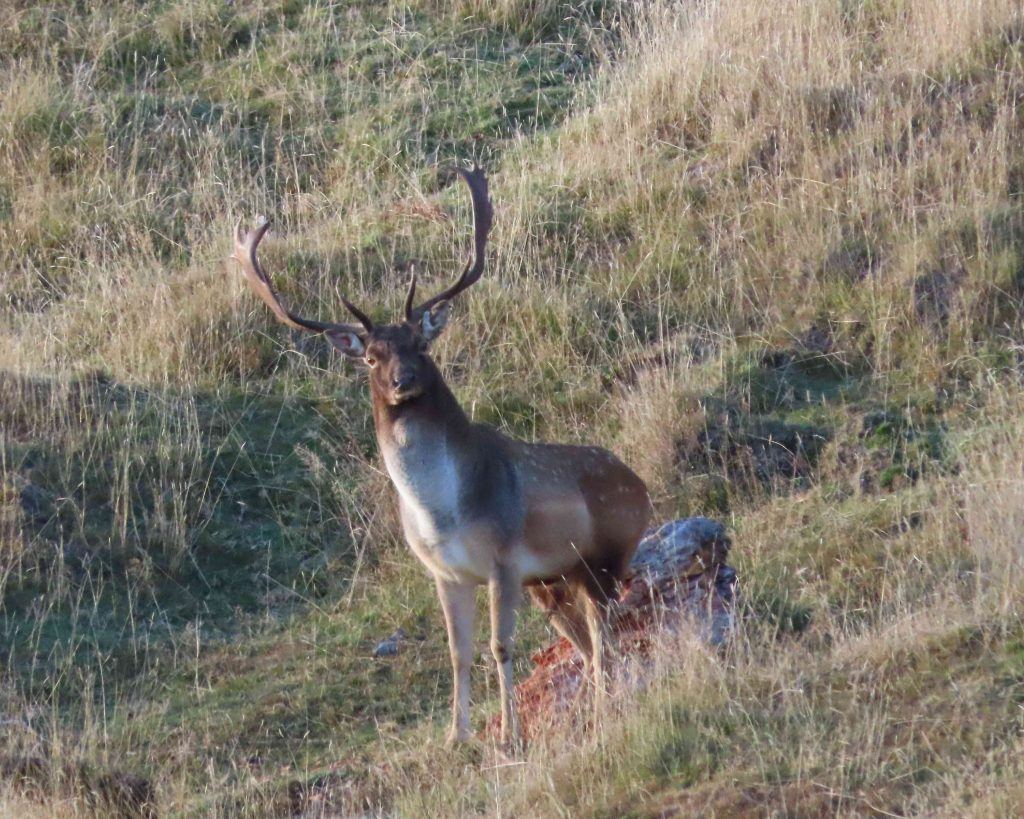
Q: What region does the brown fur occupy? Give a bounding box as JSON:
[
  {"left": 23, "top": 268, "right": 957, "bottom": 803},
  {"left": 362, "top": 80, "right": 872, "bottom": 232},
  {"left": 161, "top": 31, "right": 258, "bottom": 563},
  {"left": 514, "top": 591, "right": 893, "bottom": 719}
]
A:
[
  {"left": 232, "top": 167, "right": 651, "bottom": 748},
  {"left": 357, "top": 323, "right": 651, "bottom": 746}
]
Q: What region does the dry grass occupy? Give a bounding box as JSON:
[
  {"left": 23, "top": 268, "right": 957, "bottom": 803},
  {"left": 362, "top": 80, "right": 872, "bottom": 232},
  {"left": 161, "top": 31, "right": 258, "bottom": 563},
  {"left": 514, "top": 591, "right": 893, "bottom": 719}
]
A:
[{"left": 2, "top": 0, "right": 1024, "bottom": 815}]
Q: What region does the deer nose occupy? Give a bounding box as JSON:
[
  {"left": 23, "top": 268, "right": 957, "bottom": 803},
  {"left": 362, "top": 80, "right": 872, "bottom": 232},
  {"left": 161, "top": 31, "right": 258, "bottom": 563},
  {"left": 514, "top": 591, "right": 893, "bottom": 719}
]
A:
[{"left": 393, "top": 372, "right": 416, "bottom": 391}]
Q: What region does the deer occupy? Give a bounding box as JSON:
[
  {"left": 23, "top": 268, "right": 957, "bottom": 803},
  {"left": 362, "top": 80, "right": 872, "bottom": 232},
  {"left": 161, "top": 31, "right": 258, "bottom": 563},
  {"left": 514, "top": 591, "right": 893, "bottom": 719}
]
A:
[{"left": 231, "top": 166, "right": 651, "bottom": 749}]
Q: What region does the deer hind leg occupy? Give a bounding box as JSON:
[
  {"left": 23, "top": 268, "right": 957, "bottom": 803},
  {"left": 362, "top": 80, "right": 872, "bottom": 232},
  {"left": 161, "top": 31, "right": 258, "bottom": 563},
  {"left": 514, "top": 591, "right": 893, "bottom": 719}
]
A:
[
  {"left": 436, "top": 578, "right": 476, "bottom": 746},
  {"left": 489, "top": 565, "right": 522, "bottom": 751},
  {"left": 580, "top": 591, "right": 611, "bottom": 720},
  {"left": 528, "top": 582, "right": 593, "bottom": 664},
  {"left": 576, "top": 564, "right": 623, "bottom": 723}
]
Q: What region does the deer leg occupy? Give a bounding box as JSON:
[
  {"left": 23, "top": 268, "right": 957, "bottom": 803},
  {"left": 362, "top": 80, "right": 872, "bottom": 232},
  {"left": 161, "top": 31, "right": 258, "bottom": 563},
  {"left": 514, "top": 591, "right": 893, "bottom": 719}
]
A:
[
  {"left": 435, "top": 577, "right": 476, "bottom": 745},
  {"left": 548, "top": 591, "right": 598, "bottom": 717},
  {"left": 528, "top": 583, "right": 593, "bottom": 664},
  {"left": 489, "top": 566, "right": 522, "bottom": 751},
  {"left": 577, "top": 562, "right": 623, "bottom": 726},
  {"left": 580, "top": 591, "right": 610, "bottom": 720}
]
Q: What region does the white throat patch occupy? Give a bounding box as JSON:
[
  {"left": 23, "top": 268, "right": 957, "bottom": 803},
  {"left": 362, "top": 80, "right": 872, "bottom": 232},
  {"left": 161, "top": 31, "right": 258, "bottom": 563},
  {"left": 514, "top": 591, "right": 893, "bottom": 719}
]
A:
[{"left": 382, "top": 418, "right": 461, "bottom": 545}]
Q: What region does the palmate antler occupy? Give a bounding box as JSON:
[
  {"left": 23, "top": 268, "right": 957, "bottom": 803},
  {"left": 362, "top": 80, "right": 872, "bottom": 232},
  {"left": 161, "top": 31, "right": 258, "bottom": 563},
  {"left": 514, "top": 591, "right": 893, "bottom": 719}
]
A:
[
  {"left": 232, "top": 216, "right": 374, "bottom": 335},
  {"left": 404, "top": 165, "right": 493, "bottom": 324}
]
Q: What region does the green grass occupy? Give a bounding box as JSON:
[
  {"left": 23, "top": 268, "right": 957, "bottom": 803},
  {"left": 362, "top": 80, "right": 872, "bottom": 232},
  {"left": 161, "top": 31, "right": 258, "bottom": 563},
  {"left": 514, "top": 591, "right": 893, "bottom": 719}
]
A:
[{"left": 2, "top": 0, "right": 1024, "bottom": 815}]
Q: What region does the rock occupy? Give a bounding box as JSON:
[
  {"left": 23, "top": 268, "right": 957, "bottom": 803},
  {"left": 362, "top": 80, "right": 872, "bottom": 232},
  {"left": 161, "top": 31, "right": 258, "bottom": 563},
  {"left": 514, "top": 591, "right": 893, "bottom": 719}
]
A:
[
  {"left": 372, "top": 628, "right": 407, "bottom": 658},
  {"left": 621, "top": 517, "right": 736, "bottom": 647},
  {"left": 496, "top": 518, "right": 738, "bottom": 740},
  {"left": 628, "top": 518, "right": 729, "bottom": 584}
]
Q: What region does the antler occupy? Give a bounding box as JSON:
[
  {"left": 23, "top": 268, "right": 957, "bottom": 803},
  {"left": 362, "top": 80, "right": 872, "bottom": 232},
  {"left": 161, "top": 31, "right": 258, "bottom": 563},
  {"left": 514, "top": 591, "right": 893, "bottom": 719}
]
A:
[
  {"left": 405, "top": 165, "right": 493, "bottom": 323},
  {"left": 232, "top": 216, "right": 374, "bottom": 334}
]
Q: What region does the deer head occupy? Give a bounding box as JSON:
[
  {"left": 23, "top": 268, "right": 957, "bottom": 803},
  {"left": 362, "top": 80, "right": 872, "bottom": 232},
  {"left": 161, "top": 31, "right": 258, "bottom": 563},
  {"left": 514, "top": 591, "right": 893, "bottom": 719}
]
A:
[{"left": 232, "top": 166, "right": 492, "bottom": 407}]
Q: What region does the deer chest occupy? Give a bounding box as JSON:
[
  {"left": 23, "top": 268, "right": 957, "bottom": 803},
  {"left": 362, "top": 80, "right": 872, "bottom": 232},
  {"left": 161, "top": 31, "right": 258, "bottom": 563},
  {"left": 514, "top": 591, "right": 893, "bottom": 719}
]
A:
[{"left": 381, "top": 435, "right": 464, "bottom": 543}]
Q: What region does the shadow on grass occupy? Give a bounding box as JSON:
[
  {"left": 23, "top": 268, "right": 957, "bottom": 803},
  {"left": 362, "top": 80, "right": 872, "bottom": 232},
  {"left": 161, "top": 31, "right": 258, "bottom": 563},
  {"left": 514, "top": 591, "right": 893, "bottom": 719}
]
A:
[{"left": 0, "top": 369, "right": 377, "bottom": 700}]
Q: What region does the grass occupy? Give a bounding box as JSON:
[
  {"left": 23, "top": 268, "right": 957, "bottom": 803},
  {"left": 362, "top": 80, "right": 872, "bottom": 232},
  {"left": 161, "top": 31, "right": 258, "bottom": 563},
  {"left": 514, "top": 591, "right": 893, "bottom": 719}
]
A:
[{"left": 1, "top": 0, "right": 1024, "bottom": 815}]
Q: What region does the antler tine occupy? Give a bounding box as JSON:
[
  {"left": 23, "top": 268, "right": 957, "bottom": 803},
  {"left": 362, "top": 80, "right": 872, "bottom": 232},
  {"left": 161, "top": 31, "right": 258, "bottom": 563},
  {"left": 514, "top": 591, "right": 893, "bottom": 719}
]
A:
[
  {"left": 340, "top": 295, "right": 375, "bottom": 333},
  {"left": 409, "top": 165, "right": 493, "bottom": 320},
  {"left": 403, "top": 269, "right": 417, "bottom": 322},
  {"left": 231, "top": 217, "right": 373, "bottom": 335}
]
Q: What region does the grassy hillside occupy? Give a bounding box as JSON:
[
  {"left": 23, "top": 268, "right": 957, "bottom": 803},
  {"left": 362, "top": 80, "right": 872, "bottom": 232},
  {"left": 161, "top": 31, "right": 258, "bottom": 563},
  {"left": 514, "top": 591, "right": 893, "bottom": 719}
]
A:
[{"left": 1, "top": 0, "right": 1023, "bottom": 815}]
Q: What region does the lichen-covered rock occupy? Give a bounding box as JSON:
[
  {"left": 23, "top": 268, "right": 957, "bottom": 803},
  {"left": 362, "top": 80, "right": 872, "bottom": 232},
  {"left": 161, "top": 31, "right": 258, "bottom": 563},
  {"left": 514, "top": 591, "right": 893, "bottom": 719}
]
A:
[
  {"left": 372, "top": 628, "right": 407, "bottom": 658},
  {"left": 496, "top": 518, "right": 738, "bottom": 740},
  {"left": 621, "top": 517, "right": 736, "bottom": 647}
]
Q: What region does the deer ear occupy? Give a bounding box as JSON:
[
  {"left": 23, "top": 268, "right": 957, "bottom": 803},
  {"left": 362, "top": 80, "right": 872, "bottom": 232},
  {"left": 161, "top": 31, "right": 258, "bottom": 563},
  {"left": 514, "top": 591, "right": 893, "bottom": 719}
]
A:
[
  {"left": 326, "top": 329, "right": 366, "bottom": 359},
  {"left": 420, "top": 301, "right": 451, "bottom": 342}
]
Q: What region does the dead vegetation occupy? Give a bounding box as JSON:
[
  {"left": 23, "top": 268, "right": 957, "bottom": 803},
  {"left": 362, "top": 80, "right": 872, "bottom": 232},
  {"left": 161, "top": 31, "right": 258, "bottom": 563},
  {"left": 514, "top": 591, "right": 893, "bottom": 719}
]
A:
[{"left": 1, "top": 0, "right": 1024, "bottom": 815}]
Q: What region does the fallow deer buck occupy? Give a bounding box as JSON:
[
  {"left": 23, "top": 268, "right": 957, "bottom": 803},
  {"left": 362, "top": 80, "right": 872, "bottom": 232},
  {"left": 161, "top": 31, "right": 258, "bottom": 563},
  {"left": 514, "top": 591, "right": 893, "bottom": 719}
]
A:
[{"left": 232, "top": 166, "right": 651, "bottom": 748}]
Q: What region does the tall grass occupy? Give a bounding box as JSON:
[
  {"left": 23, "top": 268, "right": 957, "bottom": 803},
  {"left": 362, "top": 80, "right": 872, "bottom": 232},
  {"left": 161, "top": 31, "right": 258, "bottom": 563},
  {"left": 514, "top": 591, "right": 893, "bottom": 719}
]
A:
[{"left": 1, "top": 0, "right": 1023, "bottom": 814}]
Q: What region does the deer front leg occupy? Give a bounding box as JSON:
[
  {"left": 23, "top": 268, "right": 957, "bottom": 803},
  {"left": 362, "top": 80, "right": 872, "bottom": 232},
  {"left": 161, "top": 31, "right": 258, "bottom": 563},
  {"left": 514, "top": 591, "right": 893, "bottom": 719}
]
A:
[
  {"left": 489, "top": 565, "right": 522, "bottom": 751},
  {"left": 435, "top": 577, "right": 476, "bottom": 745}
]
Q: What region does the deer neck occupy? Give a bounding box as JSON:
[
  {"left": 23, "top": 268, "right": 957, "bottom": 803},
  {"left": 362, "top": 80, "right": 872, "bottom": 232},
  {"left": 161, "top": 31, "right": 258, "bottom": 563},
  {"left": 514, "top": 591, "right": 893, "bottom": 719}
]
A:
[
  {"left": 371, "top": 374, "right": 471, "bottom": 539},
  {"left": 371, "top": 373, "right": 469, "bottom": 452}
]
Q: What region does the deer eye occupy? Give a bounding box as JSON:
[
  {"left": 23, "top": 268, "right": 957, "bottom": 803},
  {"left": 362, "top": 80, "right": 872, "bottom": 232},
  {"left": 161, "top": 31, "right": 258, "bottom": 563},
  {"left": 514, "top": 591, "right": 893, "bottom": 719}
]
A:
[{"left": 365, "top": 356, "right": 377, "bottom": 367}]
